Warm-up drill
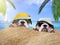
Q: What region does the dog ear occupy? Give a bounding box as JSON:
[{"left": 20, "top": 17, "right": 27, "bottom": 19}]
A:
[
  {"left": 29, "top": 19, "right": 32, "bottom": 24},
  {"left": 49, "top": 24, "right": 54, "bottom": 30}
]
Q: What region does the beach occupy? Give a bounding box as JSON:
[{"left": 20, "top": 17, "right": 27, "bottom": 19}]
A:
[{"left": 0, "top": 27, "right": 60, "bottom": 45}]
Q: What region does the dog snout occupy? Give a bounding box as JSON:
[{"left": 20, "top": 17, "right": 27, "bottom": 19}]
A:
[
  {"left": 21, "top": 21, "right": 25, "bottom": 25},
  {"left": 43, "top": 25, "right": 47, "bottom": 28}
]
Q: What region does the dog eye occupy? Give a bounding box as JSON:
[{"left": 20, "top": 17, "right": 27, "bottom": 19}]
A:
[{"left": 38, "top": 24, "right": 41, "bottom": 27}]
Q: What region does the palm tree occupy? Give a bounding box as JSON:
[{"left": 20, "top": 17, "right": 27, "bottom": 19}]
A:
[
  {"left": 38, "top": 0, "right": 60, "bottom": 22},
  {"left": 0, "top": 0, "right": 16, "bottom": 15}
]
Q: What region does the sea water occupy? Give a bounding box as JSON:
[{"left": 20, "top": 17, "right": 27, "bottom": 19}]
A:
[
  {"left": 0, "top": 21, "right": 60, "bottom": 30},
  {"left": 53, "top": 21, "right": 60, "bottom": 30},
  {"left": 0, "top": 21, "right": 11, "bottom": 30}
]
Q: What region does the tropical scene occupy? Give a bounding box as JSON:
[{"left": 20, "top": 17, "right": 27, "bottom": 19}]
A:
[{"left": 0, "top": 0, "right": 60, "bottom": 45}]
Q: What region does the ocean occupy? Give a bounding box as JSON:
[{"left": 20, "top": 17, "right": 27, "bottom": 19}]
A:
[
  {"left": 0, "top": 21, "right": 60, "bottom": 30},
  {"left": 0, "top": 21, "right": 11, "bottom": 30},
  {"left": 53, "top": 21, "right": 60, "bottom": 30}
]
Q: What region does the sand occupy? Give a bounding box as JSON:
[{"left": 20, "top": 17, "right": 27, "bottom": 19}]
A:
[{"left": 0, "top": 27, "right": 60, "bottom": 45}]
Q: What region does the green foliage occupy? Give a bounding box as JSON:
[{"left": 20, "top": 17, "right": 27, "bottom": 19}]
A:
[
  {"left": 0, "top": 0, "right": 6, "bottom": 15},
  {"left": 0, "top": 0, "right": 16, "bottom": 15},
  {"left": 52, "top": 0, "right": 60, "bottom": 22},
  {"left": 38, "top": 0, "right": 50, "bottom": 13},
  {"left": 7, "top": 0, "right": 16, "bottom": 9},
  {"left": 39, "top": 0, "right": 60, "bottom": 22}
]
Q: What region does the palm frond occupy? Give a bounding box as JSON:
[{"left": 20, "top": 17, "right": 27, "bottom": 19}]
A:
[
  {"left": 52, "top": 0, "right": 60, "bottom": 22},
  {"left": 7, "top": 0, "right": 16, "bottom": 9},
  {"left": 0, "top": 0, "right": 6, "bottom": 15},
  {"left": 38, "top": 0, "right": 50, "bottom": 14}
]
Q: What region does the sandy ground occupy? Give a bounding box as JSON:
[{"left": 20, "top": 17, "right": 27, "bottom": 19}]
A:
[{"left": 0, "top": 27, "right": 60, "bottom": 45}]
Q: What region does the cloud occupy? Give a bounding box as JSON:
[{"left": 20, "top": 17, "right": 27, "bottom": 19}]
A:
[
  {"left": 22, "top": 0, "right": 45, "bottom": 6},
  {"left": 51, "top": 0, "right": 52, "bottom": 1}
]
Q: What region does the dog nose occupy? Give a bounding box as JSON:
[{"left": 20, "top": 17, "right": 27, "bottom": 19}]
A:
[
  {"left": 43, "top": 25, "right": 47, "bottom": 28},
  {"left": 21, "top": 21, "right": 25, "bottom": 24}
]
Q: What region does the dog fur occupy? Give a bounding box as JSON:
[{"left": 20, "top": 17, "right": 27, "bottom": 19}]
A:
[{"left": 34, "top": 21, "right": 55, "bottom": 33}]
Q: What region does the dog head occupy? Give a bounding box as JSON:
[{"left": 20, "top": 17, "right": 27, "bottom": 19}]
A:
[
  {"left": 40, "top": 23, "right": 49, "bottom": 32},
  {"left": 35, "top": 20, "right": 54, "bottom": 32},
  {"left": 18, "top": 19, "right": 32, "bottom": 28},
  {"left": 18, "top": 20, "right": 28, "bottom": 28}
]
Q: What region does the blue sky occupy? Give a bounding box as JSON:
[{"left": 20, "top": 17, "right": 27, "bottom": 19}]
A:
[{"left": 0, "top": 0, "right": 60, "bottom": 23}]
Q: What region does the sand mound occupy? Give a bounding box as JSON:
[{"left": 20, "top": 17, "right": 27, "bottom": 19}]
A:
[{"left": 0, "top": 27, "right": 60, "bottom": 45}]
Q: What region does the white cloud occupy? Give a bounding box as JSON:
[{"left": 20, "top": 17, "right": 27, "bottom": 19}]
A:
[
  {"left": 51, "top": 0, "right": 52, "bottom": 2},
  {"left": 23, "top": 0, "right": 45, "bottom": 6},
  {"left": 4, "top": 14, "right": 8, "bottom": 22},
  {"left": 0, "top": 13, "right": 3, "bottom": 16}
]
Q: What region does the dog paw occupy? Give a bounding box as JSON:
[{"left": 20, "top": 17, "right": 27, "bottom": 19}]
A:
[{"left": 49, "top": 30, "right": 55, "bottom": 33}]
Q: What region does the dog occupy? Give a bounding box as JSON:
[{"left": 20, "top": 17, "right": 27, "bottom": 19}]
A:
[
  {"left": 12, "top": 18, "right": 32, "bottom": 28},
  {"left": 33, "top": 18, "right": 55, "bottom": 33},
  {"left": 18, "top": 20, "right": 28, "bottom": 28}
]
